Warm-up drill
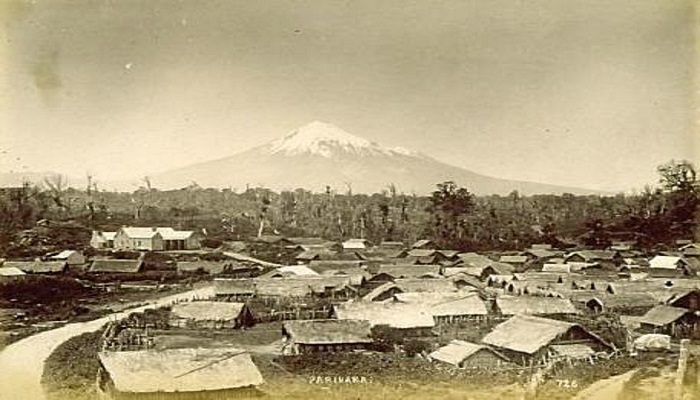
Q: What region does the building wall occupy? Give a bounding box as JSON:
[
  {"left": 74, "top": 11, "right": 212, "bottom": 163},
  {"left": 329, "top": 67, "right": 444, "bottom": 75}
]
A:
[
  {"left": 114, "top": 232, "right": 164, "bottom": 251},
  {"left": 65, "top": 253, "right": 86, "bottom": 265},
  {"left": 90, "top": 232, "right": 109, "bottom": 249},
  {"left": 461, "top": 349, "right": 508, "bottom": 369}
]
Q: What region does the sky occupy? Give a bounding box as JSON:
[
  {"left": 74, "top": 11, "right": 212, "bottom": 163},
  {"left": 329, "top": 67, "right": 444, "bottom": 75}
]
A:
[{"left": 0, "top": 0, "right": 697, "bottom": 192}]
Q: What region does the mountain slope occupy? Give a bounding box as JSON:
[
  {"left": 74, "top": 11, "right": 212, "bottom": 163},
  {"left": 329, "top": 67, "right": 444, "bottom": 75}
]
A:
[{"left": 151, "top": 121, "right": 596, "bottom": 195}]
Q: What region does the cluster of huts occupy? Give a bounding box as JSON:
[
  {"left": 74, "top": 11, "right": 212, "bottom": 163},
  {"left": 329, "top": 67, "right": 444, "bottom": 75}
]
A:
[{"left": 86, "top": 236, "right": 700, "bottom": 399}]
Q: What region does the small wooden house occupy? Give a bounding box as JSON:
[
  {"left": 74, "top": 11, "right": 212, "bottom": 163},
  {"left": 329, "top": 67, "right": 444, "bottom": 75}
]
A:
[
  {"left": 47, "top": 250, "right": 86, "bottom": 266},
  {"left": 342, "top": 238, "right": 371, "bottom": 250},
  {"left": 281, "top": 319, "right": 373, "bottom": 355},
  {"left": 213, "top": 278, "right": 256, "bottom": 301},
  {"left": 361, "top": 282, "right": 404, "bottom": 302},
  {"left": 639, "top": 305, "right": 698, "bottom": 337},
  {"left": 481, "top": 315, "right": 613, "bottom": 365},
  {"left": 170, "top": 301, "right": 255, "bottom": 329},
  {"left": 89, "top": 259, "right": 144, "bottom": 274},
  {"left": 332, "top": 301, "right": 435, "bottom": 337},
  {"left": 97, "top": 348, "right": 263, "bottom": 399},
  {"left": 667, "top": 289, "right": 700, "bottom": 312},
  {"left": 411, "top": 239, "right": 435, "bottom": 250},
  {"left": 584, "top": 293, "right": 658, "bottom": 315},
  {"left": 430, "top": 340, "right": 510, "bottom": 369},
  {"left": 496, "top": 295, "right": 579, "bottom": 317}
]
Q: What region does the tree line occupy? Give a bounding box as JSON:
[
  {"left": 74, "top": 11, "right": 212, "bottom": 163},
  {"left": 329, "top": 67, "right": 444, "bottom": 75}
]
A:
[{"left": 0, "top": 160, "right": 697, "bottom": 254}]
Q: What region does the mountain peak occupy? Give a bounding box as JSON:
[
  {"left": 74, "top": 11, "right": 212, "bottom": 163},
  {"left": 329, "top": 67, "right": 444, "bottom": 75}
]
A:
[{"left": 268, "top": 121, "right": 380, "bottom": 157}]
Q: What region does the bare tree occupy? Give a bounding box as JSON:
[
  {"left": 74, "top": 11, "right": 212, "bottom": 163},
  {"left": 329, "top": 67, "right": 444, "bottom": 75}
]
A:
[{"left": 43, "top": 174, "right": 70, "bottom": 213}]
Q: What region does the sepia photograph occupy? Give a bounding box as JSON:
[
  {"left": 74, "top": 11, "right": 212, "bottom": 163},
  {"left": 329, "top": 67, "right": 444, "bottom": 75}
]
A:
[{"left": 0, "top": 0, "right": 698, "bottom": 399}]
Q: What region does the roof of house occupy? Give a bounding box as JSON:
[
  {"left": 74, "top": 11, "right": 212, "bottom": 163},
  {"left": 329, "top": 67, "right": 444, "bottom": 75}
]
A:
[
  {"left": 394, "top": 278, "right": 456, "bottom": 293},
  {"left": 487, "top": 274, "right": 515, "bottom": 285},
  {"left": 456, "top": 253, "right": 494, "bottom": 268},
  {"left": 287, "top": 237, "right": 329, "bottom": 246},
  {"left": 429, "top": 294, "right": 489, "bottom": 316},
  {"left": 566, "top": 250, "right": 618, "bottom": 262},
  {"left": 430, "top": 340, "right": 506, "bottom": 366},
  {"left": 222, "top": 252, "right": 282, "bottom": 268},
  {"left": 407, "top": 249, "right": 437, "bottom": 258},
  {"left": 411, "top": 239, "right": 434, "bottom": 249},
  {"left": 586, "top": 293, "right": 658, "bottom": 309},
  {"left": 295, "top": 249, "right": 326, "bottom": 261},
  {"left": 376, "top": 264, "right": 441, "bottom": 279},
  {"left": 4, "top": 261, "right": 67, "bottom": 274},
  {"left": 221, "top": 241, "right": 248, "bottom": 252},
  {"left": 542, "top": 264, "right": 572, "bottom": 274},
  {"left": 307, "top": 260, "right": 365, "bottom": 270},
  {"left": 487, "top": 262, "right": 516, "bottom": 275},
  {"left": 496, "top": 296, "right": 579, "bottom": 315},
  {"left": 176, "top": 261, "right": 228, "bottom": 274},
  {"left": 98, "top": 348, "right": 263, "bottom": 393},
  {"left": 118, "top": 227, "right": 164, "bottom": 239},
  {"left": 443, "top": 267, "right": 477, "bottom": 277},
  {"left": 258, "top": 265, "right": 320, "bottom": 278},
  {"left": 93, "top": 231, "right": 117, "bottom": 241},
  {"left": 499, "top": 255, "right": 528, "bottom": 264},
  {"left": 283, "top": 319, "right": 372, "bottom": 345},
  {"left": 0, "top": 267, "right": 26, "bottom": 277},
  {"left": 362, "top": 282, "right": 403, "bottom": 302},
  {"left": 171, "top": 302, "right": 246, "bottom": 321},
  {"left": 333, "top": 301, "right": 435, "bottom": 329},
  {"left": 448, "top": 273, "right": 485, "bottom": 289},
  {"left": 255, "top": 235, "right": 290, "bottom": 244},
  {"left": 213, "top": 279, "right": 256, "bottom": 295},
  {"left": 437, "top": 250, "right": 460, "bottom": 258},
  {"left": 525, "top": 248, "right": 557, "bottom": 259},
  {"left": 160, "top": 229, "right": 195, "bottom": 240},
  {"left": 378, "top": 241, "right": 405, "bottom": 248},
  {"left": 89, "top": 259, "right": 143, "bottom": 273},
  {"left": 481, "top": 315, "right": 581, "bottom": 354},
  {"left": 513, "top": 272, "right": 572, "bottom": 283},
  {"left": 49, "top": 250, "right": 81, "bottom": 260},
  {"left": 342, "top": 238, "right": 370, "bottom": 249},
  {"left": 649, "top": 256, "right": 685, "bottom": 269},
  {"left": 666, "top": 289, "right": 700, "bottom": 306},
  {"left": 254, "top": 278, "right": 314, "bottom": 297},
  {"left": 640, "top": 305, "right": 693, "bottom": 327},
  {"left": 315, "top": 267, "right": 369, "bottom": 286},
  {"left": 306, "top": 276, "right": 353, "bottom": 294}
]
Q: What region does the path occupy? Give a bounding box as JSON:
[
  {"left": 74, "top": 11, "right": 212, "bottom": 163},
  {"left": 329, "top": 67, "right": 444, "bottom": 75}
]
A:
[
  {"left": 572, "top": 370, "right": 637, "bottom": 400},
  {"left": 0, "top": 286, "right": 214, "bottom": 400}
]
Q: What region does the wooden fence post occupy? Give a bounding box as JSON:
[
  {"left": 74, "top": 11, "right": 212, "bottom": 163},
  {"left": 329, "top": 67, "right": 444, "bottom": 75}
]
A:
[{"left": 674, "top": 338, "right": 690, "bottom": 400}]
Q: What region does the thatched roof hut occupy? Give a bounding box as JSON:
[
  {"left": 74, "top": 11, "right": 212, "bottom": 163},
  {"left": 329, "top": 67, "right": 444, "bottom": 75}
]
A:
[
  {"left": 430, "top": 340, "right": 509, "bottom": 368},
  {"left": 496, "top": 295, "right": 579, "bottom": 316},
  {"left": 97, "top": 348, "right": 263, "bottom": 396}
]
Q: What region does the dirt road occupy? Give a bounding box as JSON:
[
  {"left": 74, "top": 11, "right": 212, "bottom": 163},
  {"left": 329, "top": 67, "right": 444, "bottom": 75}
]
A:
[
  {"left": 572, "top": 370, "right": 636, "bottom": 400},
  {"left": 0, "top": 286, "right": 214, "bottom": 400}
]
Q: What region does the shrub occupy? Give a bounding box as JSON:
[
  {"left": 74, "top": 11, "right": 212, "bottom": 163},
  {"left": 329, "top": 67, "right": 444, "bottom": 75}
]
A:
[{"left": 404, "top": 339, "right": 431, "bottom": 357}]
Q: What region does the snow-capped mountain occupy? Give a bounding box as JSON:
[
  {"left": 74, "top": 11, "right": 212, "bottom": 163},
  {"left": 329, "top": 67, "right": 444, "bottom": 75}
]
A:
[
  {"left": 151, "top": 121, "right": 594, "bottom": 195},
  {"left": 268, "top": 121, "right": 384, "bottom": 157},
  {"left": 267, "top": 121, "right": 425, "bottom": 159}
]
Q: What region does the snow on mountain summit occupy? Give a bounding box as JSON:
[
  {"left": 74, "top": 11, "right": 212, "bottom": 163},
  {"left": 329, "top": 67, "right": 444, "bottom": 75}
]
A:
[{"left": 268, "top": 121, "right": 387, "bottom": 157}]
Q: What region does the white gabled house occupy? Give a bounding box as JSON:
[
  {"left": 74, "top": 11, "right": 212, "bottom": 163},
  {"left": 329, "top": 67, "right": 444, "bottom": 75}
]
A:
[
  {"left": 90, "top": 231, "right": 117, "bottom": 249},
  {"left": 48, "top": 250, "right": 86, "bottom": 265},
  {"left": 94, "top": 227, "right": 201, "bottom": 251}
]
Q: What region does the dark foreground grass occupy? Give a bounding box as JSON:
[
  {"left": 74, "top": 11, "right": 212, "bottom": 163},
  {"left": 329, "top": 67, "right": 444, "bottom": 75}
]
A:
[{"left": 42, "top": 329, "right": 104, "bottom": 400}]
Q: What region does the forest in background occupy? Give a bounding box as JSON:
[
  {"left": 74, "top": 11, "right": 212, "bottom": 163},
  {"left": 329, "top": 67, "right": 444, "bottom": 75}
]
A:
[{"left": 0, "top": 160, "right": 697, "bottom": 256}]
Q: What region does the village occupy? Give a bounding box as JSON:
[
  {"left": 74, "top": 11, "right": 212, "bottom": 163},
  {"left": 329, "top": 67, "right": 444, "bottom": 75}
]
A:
[{"left": 2, "top": 224, "right": 700, "bottom": 399}]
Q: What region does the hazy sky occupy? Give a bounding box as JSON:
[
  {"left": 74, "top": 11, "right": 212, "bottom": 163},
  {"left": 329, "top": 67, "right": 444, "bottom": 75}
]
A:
[{"left": 1, "top": 0, "right": 696, "bottom": 192}]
